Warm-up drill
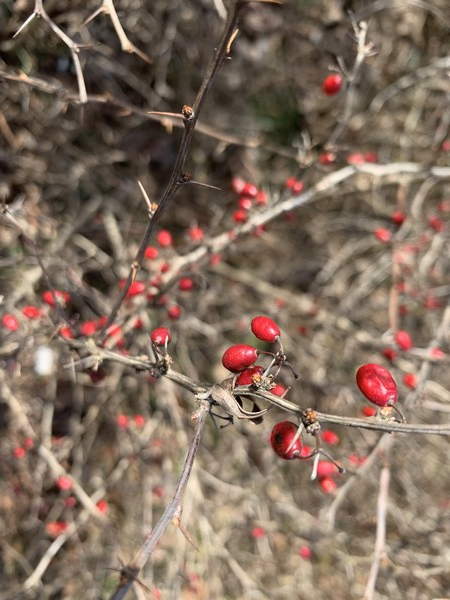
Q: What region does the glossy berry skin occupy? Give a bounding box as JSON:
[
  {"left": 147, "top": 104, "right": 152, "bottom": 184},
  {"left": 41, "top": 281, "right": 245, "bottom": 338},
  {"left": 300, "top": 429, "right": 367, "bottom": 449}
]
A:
[
  {"left": 150, "top": 327, "right": 171, "bottom": 346},
  {"left": 222, "top": 344, "right": 258, "bottom": 373},
  {"left": 322, "top": 74, "right": 342, "bottom": 95},
  {"left": 251, "top": 316, "right": 281, "bottom": 343},
  {"left": 270, "top": 421, "right": 303, "bottom": 459},
  {"left": 235, "top": 366, "right": 264, "bottom": 386},
  {"left": 356, "top": 363, "right": 398, "bottom": 407}
]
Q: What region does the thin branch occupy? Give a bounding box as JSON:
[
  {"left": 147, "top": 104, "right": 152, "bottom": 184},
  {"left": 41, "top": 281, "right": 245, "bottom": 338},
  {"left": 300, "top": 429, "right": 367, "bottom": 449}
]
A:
[{"left": 108, "top": 399, "right": 210, "bottom": 600}]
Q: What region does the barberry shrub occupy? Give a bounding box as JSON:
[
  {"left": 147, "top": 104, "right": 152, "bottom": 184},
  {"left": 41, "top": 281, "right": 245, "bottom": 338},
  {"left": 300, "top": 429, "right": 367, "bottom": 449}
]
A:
[{"left": 1, "top": 1, "right": 450, "bottom": 599}]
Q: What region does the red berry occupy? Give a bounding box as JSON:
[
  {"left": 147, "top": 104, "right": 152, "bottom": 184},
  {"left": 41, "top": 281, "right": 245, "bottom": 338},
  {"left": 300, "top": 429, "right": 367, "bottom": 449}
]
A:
[
  {"left": 292, "top": 180, "right": 304, "bottom": 195},
  {"left": 319, "top": 477, "right": 337, "bottom": 494},
  {"left": 251, "top": 315, "right": 281, "bottom": 343},
  {"left": 238, "top": 196, "right": 253, "bottom": 210},
  {"left": 251, "top": 527, "right": 266, "bottom": 539},
  {"left": 59, "top": 326, "right": 74, "bottom": 339},
  {"left": 316, "top": 461, "right": 338, "bottom": 479},
  {"left": 12, "top": 446, "right": 26, "bottom": 459},
  {"left": 347, "top": 152, "right": 366, "bottom": 165},
  {"left": 270, "top": 421, "right": 303, "bottom": 459},
  {"left": 356, "top": 363, "right": 398, "bottom": 407},
  {"left": 56, "top": 476, "right": 73, "bottom": 491},
  {"left": 374, "top": 228, "right": 392, "bottom": 243},
  {"left": 22, "top": 305, "right": 42, "bottom": 319},
  {"left": 80, "top": 320, "right": 98, "bottom": 336},
  {"left": 235, "top": 366, "right": 264, "bottom": 386},
  {"left": 2, "top": 314, "right": 19, "bottom": 331},
  {"left": 256, "top": 190, "right": 268, "bottom": 205},
  {"left": 96, "top": 499, "right": 109, "bottom": 514},
  {"left": 391, "top": 211, "right": 406, "bottom": 227},
  {"left": 321, "top": 430, "right": 339, "bottom": 445},
  {"left": 285, "top": 176, "right": 296, "bottom": 189},
  {"left": 116, "top": 414, "right": 129, "bottom": 430},
  {"left": 42, "top": 290, "right": 70, "bottom": 307},
  {"left": 231, "top": 177, "right": 246, "bottom": 195},
  {"left": 167, "top": 305, "right": 182, "bottom": 321},
  {"left": 361, "top": 406, "right": 377, "bottom": 417},
  {"left": 299, "top": 545, "right": 312, "bottom": 560},
  {"left": 395, "top": 330, "right": 413, "bottom": 351},
  {"left": 322, "top": 73, "right": 342, "bottom": 95},
  {"left": 150, "top": 327, "right": 171, "bottom": 346},
  {"left": 233, "top": 209, "right": 247, "bottom": 223},
  {"left": 156, "top": 230, "right": 173, "bottom": 247},
  {"left": 430, "top": 347, "right": 445, "bottom": 359},
  {"left": 133, "top": 414, "right": 146, "bottom": 428},
  {"left": 319, "top": 151, "right": 336, "bottom": 165},
  {"left": 382, "top": 348, "right": 397, "bottom": 362},
  {"left": 403, "top": 373, "right": 417, "bottom": 389},
  {"left": 179, "top": 277, "right": 194, "bottom": 291},
  {"left": 188, "top": 226, "right": 204, "bottom": 242},
  {"left": 241, "top": 182, "right": 258, "bottom": 198},
  {"left": 144, "top": 246, "right": 159, "bottom": 259},
  {"left": 45, "top": 521, "right": 68, "bottom": 537},
  {"left": 222, "top": 344, "right": 258, "bottom": 373},
  {"left": 271, "top": 383, "right": 287, "bottom": 397},
  {"left": 120, "top": 280, "right": 146, "bottom": 297},
  {"left": 428, "top": 215, "right": 444, "bottom": 232}
]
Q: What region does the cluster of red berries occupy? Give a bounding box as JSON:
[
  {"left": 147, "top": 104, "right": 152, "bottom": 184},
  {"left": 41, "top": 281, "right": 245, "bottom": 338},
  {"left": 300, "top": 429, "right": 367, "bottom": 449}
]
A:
[{"left": 230, "top": 177, "right": 268, "bottom": 225}]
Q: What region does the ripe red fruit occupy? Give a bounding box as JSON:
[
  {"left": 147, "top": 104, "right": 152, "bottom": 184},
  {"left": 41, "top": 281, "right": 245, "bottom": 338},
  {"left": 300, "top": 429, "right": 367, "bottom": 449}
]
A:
[
  {"left": 374, "top": 228, "right": 392, "bottom": 243},
  {"left": 298, "top": 545, "right": 312, "bottom": 560},
  {"left": 156, "top": 229, "right": 173, "bottom": 247},
  {"left": 322, "top": 73, "right": 342, "bottom": 95},
  {"left": 316, "top": 461, "right": 338, "bottom": 479},
  {"left": 144, "top": 246, "right": 159, "bottom": 259},
  {"left": 235, "top": 366, "right": 264, "bottom": 386},
  {"left": 319, "top": 477, "right": 337, "bottom": 494},
  {"left": 395, "top": 330, "right": 413, "bottom": 350},
  {"left": 59, "top": 326, "right": 74, "bottom": 339},
  {"left": 42, "top": 290, "right": 70, "bottom": 307},
  {"left": 321, "top": 430, "right": 339, "bottom": 445},
  {"left": 56, "top": 476, "right": 73, "bottom": 491},
  {"left": 179, "top": 277, "right": 194, "bottom": 291},
  {"left": 382, "top": 348, "right": 397, "bottom": 362},
  {"left": 167, "top": 305, "right": 182, "bottom": 321},
  {"left": 116, "top": 414, "right": 129, "bottom": 430},
  {"left": 233, "top": 209, "right": 247, "bottom": 223},
  {"left": 403, "top": 373, "right": 417, "bottom": 389},
  {"left": 188, "top": 226, "right": 204, "bottom": 242},
  {"left": 96, "top": 499, "right": 109, "bottom": 514},
  {"left": 2, "top": 314, "right": 19, "bottom": 331},
  {"left": 319, "top": 151, "right": 336, "bottom": 165},
  {"left": 241, "top": 182, "right": 258, "bottom": 198},
  {"left": 150, "top": 327, "right": 171, "bottom": 346},
  {"left": 238, "top": 196, "right": 253, "bottom": 210},
  {"left": 22, "top": 305, "right": 43, "bottom": 319},
  {"left": 271, "top": 383, "right": 287, "bottom": 397},
  {"left": 270, "top": 421, "right": 303, "bottom": 459},
  {"left": 231, "top": 176, "right": 246, "bottom": 195},
  {"left": 251, "top": 527, "right": 266, "bottom": 539},
  {"left": 222, "top": 344, "right": 259, "bottom": 373},
  {"left": 251, "top": 315, "right": 281, "bottom": 342},
  {"left": 80, "top": 321, "right": 98, "bottom": 336},
  {"left": 361, "top": 406, "right": 377, "bottom": 417},
  {"left": 356, "top": 363, "right": 398, "bottom": 407},
  {"left": 391, "top": 211, "right": 406, "bottom": 227}
]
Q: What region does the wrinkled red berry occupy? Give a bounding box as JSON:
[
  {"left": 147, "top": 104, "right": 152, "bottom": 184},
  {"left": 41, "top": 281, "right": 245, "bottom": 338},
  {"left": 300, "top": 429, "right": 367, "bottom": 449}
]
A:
[
  {"left": 222, "top": 344, "right": 259, "bottom": 373},
  {"left": 251, "top": 315, "right": 281, "bottom": 343},
  {"left": 42, "top": 290, "right": 70, "bottom": 307},
  {"left": 270, "top": 421, "right": 303, "bottom": 459},
  {"left": 356, "top": 363, "right": 398, "bottom": 407}
]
